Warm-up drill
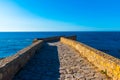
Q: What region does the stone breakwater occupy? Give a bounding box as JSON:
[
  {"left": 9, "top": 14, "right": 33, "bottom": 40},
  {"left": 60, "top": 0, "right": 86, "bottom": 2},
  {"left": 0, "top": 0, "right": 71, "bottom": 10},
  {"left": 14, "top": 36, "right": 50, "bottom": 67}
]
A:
[
  {"left": 14, "top": 42, "right": 108, "bottom": 80},
  {"left": 61, "top": 37, "right": 120, "bottom": 80},
  {"left": 0, "top": 35, "right": 119, "bottom": 80}
]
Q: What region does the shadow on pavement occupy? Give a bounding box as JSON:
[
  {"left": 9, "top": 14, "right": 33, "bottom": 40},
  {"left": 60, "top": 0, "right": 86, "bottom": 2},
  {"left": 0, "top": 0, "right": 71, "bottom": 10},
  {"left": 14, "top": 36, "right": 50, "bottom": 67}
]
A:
[{"left": 13, "top": 42, "right": 60, "bottom": 80}]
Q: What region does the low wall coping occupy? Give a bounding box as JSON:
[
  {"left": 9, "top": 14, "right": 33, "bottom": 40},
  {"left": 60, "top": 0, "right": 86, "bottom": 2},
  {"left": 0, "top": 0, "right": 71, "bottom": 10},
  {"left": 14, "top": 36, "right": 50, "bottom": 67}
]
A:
[{"left": 60, "top": 37, "right": 120, "bottom": 80}]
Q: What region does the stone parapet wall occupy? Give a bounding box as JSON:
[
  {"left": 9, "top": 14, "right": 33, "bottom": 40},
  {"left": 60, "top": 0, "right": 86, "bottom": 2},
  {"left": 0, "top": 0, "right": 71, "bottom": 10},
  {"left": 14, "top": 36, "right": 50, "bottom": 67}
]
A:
[
  {"left": 33, "top": 35, "right": 76, "bottom": 42},
  {"left": 0, "top": 40, "right": 43, "bottom": 80},
  {"left": 65, "top": 35, "right": 77, "bottom": 40},
  {"left": 60, "top": 37, "right": 120, "bottom": 80}
]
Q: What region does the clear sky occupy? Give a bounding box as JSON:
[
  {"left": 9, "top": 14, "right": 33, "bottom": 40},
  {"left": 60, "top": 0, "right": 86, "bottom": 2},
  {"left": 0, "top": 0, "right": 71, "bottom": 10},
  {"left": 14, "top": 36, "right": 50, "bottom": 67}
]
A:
[{"left": 0, "top": 0, "right": 120, "bottom": 31}]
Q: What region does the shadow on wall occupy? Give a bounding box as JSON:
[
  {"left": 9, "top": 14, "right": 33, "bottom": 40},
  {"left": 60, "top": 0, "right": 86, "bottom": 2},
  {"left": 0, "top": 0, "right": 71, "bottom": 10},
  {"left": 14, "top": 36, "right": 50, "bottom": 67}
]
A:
[{"left": 13, "top": 42, "right": 60, "bottom": 80}]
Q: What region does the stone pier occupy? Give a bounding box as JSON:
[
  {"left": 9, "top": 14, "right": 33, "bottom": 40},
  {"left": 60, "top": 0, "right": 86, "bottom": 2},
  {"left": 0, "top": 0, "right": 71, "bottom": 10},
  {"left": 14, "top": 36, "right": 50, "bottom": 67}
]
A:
[
  {"left": 13, "top": 42, "right": 108, "bottom": 80},
  {"left": 0, "top": 35, "right": 120, "bottom": 80}
]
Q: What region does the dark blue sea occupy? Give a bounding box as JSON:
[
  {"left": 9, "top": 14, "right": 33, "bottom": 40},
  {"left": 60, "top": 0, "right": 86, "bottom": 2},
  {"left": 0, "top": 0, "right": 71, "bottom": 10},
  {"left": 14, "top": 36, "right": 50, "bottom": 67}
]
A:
[{"left": 0, "top": 32, "right": 120, "bottom": 59}]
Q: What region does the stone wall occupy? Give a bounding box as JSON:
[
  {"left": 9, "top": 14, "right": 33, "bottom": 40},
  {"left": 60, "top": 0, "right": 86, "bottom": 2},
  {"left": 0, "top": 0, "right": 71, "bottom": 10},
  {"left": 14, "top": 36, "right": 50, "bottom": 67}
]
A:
[
  {"left": 33, "top": 35, "right": 76, "bottom": 42},
  {"left": 60, "top": 37, "right": 120, "bottom": 80},
  {"left": 0, "top": 40, "right": 43, "bottom": 80}
]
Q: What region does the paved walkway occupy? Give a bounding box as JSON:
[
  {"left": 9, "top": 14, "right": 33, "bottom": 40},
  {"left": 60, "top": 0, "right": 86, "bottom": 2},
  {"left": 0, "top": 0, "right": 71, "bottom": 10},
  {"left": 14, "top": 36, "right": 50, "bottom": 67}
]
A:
[{"left": 13, "top": 42, "right": 109, "bottom": 80}]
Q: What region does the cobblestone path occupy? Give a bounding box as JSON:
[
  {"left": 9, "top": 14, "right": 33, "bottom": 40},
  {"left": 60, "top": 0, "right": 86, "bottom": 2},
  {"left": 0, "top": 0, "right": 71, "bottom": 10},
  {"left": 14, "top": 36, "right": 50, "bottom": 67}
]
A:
[{"left": 13, "top": 42, "right": 109, "bottom": 80}]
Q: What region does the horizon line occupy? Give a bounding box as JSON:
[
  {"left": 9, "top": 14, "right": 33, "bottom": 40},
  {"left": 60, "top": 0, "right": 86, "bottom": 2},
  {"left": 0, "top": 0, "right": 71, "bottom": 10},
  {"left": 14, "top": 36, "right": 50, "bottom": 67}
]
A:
[{"left": 0, "top": 31, "right": 120, "bottom": 32}]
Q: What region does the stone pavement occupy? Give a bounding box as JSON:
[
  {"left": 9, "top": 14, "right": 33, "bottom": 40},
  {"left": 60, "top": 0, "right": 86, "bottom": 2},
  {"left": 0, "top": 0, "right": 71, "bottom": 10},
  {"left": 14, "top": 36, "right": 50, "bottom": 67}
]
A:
[{"left": 13, "top": 42, "right": 109, "bottom": 80}]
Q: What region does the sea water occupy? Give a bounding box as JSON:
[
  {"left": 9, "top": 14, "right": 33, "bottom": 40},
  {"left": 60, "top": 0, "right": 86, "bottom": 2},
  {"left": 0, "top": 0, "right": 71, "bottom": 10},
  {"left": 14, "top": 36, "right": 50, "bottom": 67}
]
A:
[{"left": 0, "top": 32, "right": 120, "bottom": 58}]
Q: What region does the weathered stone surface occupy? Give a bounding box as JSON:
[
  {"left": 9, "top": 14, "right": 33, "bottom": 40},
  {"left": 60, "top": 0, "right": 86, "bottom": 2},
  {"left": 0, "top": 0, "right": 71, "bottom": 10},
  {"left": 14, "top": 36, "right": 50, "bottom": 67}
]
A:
[
  {"left": 13, "top": 42, "right": 108, "bottom": 80},
  {"left": 61, "top": 37, "right": 120, "bottom": 80},
  {"left": 57, "top": 42, "right": 108, "bottom": 80}
]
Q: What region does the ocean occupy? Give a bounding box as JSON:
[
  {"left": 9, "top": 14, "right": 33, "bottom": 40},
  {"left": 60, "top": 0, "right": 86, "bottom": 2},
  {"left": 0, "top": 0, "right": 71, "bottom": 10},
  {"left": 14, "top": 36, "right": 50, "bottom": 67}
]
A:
[{"left": 0, "top": 32, "right": 120, "bottom": 59}]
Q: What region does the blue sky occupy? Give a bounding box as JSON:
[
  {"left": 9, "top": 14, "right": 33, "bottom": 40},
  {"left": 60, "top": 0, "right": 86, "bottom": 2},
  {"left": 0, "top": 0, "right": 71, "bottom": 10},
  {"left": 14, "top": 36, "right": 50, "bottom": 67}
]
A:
[{"left": 0, "top": 0, "right": 120, "bottom": 31}]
